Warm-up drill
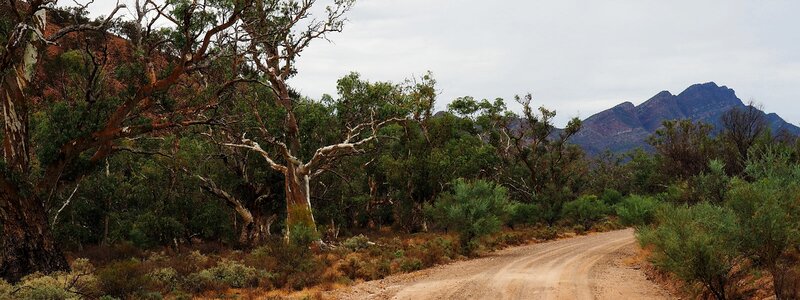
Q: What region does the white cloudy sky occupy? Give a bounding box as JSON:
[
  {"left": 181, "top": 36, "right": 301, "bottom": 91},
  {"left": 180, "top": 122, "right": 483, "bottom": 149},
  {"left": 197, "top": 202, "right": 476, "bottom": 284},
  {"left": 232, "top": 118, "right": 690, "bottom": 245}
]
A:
[{"left": 85, "top": 0, "right": 800, "bottom": 126}]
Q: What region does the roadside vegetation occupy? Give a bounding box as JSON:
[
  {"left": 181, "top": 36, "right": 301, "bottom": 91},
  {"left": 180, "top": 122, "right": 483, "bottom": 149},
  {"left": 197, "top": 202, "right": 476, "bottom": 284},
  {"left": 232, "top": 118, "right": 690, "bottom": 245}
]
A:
[
  {"left": 622, "top": 115, "right": 800, "bottom": 299},
  {"left": 1, "top": 1, "right": 798, "bottom": 299}
]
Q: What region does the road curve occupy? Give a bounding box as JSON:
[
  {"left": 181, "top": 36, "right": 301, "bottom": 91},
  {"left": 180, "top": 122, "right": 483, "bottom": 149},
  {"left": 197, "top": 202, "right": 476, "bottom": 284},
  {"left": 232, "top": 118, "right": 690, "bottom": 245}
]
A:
[{"left": 329, "top": 229, "right": 672, "bottom": 300}]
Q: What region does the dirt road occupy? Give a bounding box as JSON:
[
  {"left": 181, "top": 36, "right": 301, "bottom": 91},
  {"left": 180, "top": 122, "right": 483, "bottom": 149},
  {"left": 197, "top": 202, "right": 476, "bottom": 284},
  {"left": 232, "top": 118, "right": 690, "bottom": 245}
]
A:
[{"left": 329, "top": 229, "right": 671, "bottom": 300}]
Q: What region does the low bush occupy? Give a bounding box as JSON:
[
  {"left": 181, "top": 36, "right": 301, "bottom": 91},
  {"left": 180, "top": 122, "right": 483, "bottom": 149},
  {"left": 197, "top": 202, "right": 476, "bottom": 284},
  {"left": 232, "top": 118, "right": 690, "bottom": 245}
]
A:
[
  {"left": 189, "top": 260, "right": 261, "bottom": 291},
  {"left": 96, "top": 259, "right": 149, "bottom": 298},
  {"left": 727, "top": 177, "right": 800, "bottom": 299},
  {"left": 689, "top": 160, "right": 730, "bottom": 203},
  {"left": 411, "top": 236, "right": 457, "bottom": 266},
  {"left": 398, "top": 257, "right": 423, "bottom": 273},
  {"left": 508, "top": 202, "right": 542, "bottom": 227},
  {"left": 639, "top": 203, "right": 742, "bottom": 300},
  {"left": 2, "top": 259, "right": 102, "bottom": 300},
  {"left": 14, "top": 273, "right": 74, "bottom": 300},
  {"left": 427, "top": 179, "right": 514, "bottom": 255},
  {"left": 560, "top": 195, "right": 610, "bottom": 230},
  {"left": 265, "top": 227, "right": 325, "bottom": 290},
  {"left": 146, "top": 267, "right": 179, "bottom": 293},
  {"left": 614, "top": 195, "right": 659, "bottom": 226},
  {"left": 600, "top": 188, "right": 624, "bottom": 205},
  {"left": 341, "top": 234, "right": 372, "bottom": 252},
  {"left": 170, "top": 251, "right": 213, "bottom": 275}
]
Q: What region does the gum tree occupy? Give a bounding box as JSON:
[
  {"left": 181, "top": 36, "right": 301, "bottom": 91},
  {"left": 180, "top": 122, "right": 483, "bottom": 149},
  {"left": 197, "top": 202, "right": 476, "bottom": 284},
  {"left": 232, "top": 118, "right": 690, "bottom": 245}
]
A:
[
  {"left": 224, "top": 0, "right": 416, "bottom": 238},
  {"left": 0, "top": 0, "right": 250, "bottom": 281}
]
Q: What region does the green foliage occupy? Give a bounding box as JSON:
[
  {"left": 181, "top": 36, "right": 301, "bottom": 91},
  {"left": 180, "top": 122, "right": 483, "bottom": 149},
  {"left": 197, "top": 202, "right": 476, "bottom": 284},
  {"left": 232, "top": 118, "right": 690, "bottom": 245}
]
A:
[
  {"left": 249, "top": 233, "right": 324, "bottom": 290},
  {"left": 745, "top": 144, "right": 798, "bottom": 181},
  {"left": 726, "top": 176, "right": 800, "bottom": 298},
  {"left": 97, "top": 259, "right": 149, "bottom": 298},
  {"left": 639, "top": 203, "right": 742, "bottom": 300},
  {"left": 190, "top": 260, "right": 260, "bottom": 290},
  {"left": 289, "top": 223, "right": 320, "bottom": 250},
  {"left": 146, "top": 268, "right": 179, "bottom": 292},
  {"left": 341, "top": 235, "right": 372, "bottom": 252},
  {"left": 614, "top": 195, "right": 659, "bottom": 226},
  {"left": 508, "top": 202, "right": 543, "bottom": 227},
  {"left": 2, "top": 259, "right": 101, "bottom": 300},
  {"left": 427, "top": 179, "right": 513, "bottom": 255},
  {"left": 599, "top": 188, "right": 623, "bottom": 205},
  {"left": 649, "top": 120, "right": 718, "bottom": 180},
  {"left": 689, "top": 160, "right": 730, "bottom": 203},
  {"left": 560, "top": 195, "right": 610, "bottom": 230},
  {"left": 14, "top": 274, "right": 74, "bottom": 300}
]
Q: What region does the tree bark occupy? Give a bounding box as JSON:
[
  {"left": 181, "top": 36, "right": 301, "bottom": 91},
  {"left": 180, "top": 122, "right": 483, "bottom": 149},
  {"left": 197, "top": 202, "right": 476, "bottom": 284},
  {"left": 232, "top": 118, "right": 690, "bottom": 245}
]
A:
[
  {"left": 1, "top": 7, "right": 46, "bottom": 174},
  {"left": 284, "top": 165, "right": 317, "bottom": 237},
  {"left": 0, "top": 8, "right": 69, "bottom": 282},
  {"left": 0, "top": 181, "right": 69, "bottom": 282}
]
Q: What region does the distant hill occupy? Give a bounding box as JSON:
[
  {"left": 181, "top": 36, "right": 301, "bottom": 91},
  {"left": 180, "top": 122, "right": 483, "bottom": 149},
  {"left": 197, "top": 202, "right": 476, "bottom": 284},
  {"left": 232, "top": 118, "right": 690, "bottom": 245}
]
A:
[{"left": 569, "top": 82, "right": 800, "bottom": 154}]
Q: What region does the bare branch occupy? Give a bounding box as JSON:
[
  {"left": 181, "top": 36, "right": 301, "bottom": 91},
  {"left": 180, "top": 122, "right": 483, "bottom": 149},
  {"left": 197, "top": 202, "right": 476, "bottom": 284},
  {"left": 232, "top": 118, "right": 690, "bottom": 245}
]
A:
[
  {"left": 51, "top": 177, "right": 83, "bottom": 226},
  {"left": 47, "top": 1, "right": 126, "bottom": 41},
  {"left": 303, "top": 117, "right": 405, "bottom": 176},
  {"left": 223, "top": 138, "right": 288, "bottom": 173}
]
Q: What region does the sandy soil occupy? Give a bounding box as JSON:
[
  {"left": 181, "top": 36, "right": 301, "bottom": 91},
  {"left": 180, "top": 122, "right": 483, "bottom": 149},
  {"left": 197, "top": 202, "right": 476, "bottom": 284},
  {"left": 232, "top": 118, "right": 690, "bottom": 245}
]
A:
[{"left": 328, "top": 229, "right": 673, "bottom": 300}]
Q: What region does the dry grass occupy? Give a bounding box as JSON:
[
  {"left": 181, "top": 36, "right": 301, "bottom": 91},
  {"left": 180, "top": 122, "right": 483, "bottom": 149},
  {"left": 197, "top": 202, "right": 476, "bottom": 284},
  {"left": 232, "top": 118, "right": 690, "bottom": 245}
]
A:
[{"left": 61, "top": 225, "right": 608, "bottom": 299}]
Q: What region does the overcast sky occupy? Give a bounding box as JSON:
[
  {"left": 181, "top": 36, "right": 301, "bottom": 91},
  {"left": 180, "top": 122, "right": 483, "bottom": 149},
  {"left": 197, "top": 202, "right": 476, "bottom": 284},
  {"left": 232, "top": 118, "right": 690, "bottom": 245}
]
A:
[{"left": 85, "top": 0, "right": 800, "bottom": 126}]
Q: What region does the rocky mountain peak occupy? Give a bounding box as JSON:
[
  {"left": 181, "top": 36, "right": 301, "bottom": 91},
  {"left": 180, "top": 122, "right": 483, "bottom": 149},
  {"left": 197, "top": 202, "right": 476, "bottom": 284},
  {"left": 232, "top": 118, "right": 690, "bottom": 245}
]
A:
[{"left": 569, "top": 83, "right": 799, "bottom": 154}]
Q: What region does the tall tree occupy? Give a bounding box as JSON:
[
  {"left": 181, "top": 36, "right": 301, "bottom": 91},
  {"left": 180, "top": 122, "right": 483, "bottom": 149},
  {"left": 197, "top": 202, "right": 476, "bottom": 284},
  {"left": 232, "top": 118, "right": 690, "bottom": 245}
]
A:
[
  {"left": 223, "top": 0, "right": 415, "bottom": 238},
  {"left": 0, "top": 0, "right": 250, "bottom": 281},
  {"left": 478, "top": 94, "right": 584, "bottom": 222},
  {"left": 648, "top": 119, "right": 717, "bottom": 180},
  {"left": 720, "top": 102, "right": 767, "bottom": 175}
]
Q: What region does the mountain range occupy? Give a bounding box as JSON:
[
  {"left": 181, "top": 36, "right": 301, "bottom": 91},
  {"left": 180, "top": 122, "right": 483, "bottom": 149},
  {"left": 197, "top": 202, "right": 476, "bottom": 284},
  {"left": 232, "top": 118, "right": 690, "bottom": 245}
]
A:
[{"left": 569, "top": 82, "right": 800, "bottom": 154}]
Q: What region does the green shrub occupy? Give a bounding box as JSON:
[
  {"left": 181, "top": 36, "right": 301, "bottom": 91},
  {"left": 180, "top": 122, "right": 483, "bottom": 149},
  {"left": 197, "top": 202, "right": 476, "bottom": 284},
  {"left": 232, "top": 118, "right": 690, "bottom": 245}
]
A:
[
  {"left": 398, "top": 258, "right": 423, "bottom": 273},
  {"left": 744, "top": 145, "right": 797, "bottom": 181},
  {"left": 288, "top": 223, "right": 320, "bottom": 250},
  {"left": 196, "top": 260, "right": 260, "bottom": 289},
  {"left": 11, "top": 266, "right": 101, "bottom": 300},
  {"left": 426, "top": 179, "right": 514, "bottom": 255},
  {"left": 726, "top": 178, "right": 800, "bottom": 299},
  {"left": 244, "top": 245, "right": 279, "bottom": 272},
  {"left": 2, "top": 259, "right": 102, "bottom": 300},
  {"left": 600, "top": 188, "right": 624, "bottom": 205},
  {"left": 97, "top": 259, "right": 149, "bottom": 298},
  {"left": 260, "top": 234, "right": 324, "bottom": 290},
  {"left": 146, "top": 267, "right": 179, "bottom": 292},
  {"left": 639, "top": 203, "right": 741, "bottom": 300},
  {"left": 184, "top": 271, "right": 216, "bottom": 293},
  {"left": 689, "top": 160, "right": 730, "bottom": 203},
  {"left": 560, "top": 195, "right": 610, "bottom": 230},
  {"left": 14, "top": 273, "right": 72, "bottom": 300},
  {"left": 417, "top": 237, "right": 456, "bottom": 266},
  {"left": 341, "top": 234, "right": 372, "bottom": 252},
  {"left": 508, "top": 202, "right": 542, "bottom": 227},
  {"left": 614, "top": 195, "right": 659, "bottom": 226}
]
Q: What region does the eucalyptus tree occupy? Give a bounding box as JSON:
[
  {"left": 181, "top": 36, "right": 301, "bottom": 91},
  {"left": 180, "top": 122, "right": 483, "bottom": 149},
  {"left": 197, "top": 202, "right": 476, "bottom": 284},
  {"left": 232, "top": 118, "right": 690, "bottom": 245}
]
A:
[
  {"left": 221, "top": 0, "right": 416, "bottom": 238},
  {"left": 450, "top": 94, "right": 585, "bottom": 223},
  {"left": 0, "top": 0, "right": 251, "bottom": 281}
]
